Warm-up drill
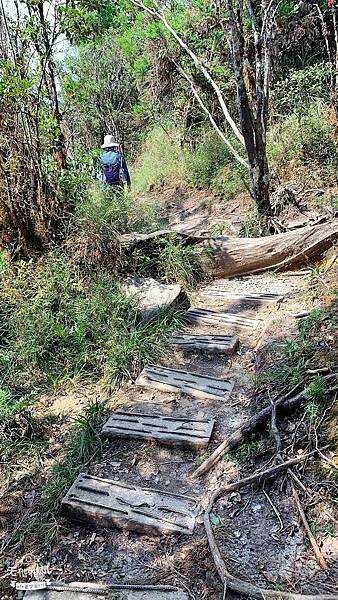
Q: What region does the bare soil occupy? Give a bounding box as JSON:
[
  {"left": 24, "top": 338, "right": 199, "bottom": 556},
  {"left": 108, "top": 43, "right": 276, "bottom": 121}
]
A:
[{"left": 1, "top": 195, "right": 337, "bottom": 600}]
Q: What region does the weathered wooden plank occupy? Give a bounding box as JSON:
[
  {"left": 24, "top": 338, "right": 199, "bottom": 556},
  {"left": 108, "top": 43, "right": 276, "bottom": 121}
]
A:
[
  {"left": 21, "top": 581, "right": 188, "bottom": 599},
  {"left": 135, "top": 365, "right": 234, "bottom": 402},
  {"left": 184, "top": 308, "right": 261, "bottom": 330},
  {"left": 171, "top": 332, "right": 239, "bottom": 354},
  {"left": 62, "top": 473, "right": 198, "bottom": 536},
  {"left": 200, "top": 289, "right": 284, "bottom": 304},
  {"left": 101, "top": 411, "right": 214, "bottom": 448}
]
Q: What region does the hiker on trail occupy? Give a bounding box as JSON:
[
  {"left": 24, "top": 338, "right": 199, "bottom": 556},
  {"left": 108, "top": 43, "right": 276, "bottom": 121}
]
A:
[{"left": 99, "top": 135, "right": 131, "bottom": 190}]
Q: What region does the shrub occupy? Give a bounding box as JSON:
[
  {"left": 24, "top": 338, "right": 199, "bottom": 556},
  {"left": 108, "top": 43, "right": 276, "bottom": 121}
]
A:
[
  {"left": 268, "top": 102, "right": 338, "bottom": 178},
  {"left": 0, "top": 254, "right": 183, "bottom": 403},
  {"left": 185, "top": 131, "right": 247, "bottom": 197},
  {"left": 272, "top": 63, "right": 332, "bottom": 114}
]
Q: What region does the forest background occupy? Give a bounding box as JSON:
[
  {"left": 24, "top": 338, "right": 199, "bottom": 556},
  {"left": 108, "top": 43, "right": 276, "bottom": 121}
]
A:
[{"left": 0, "top": 0, "right": 338, "bottom": 560}]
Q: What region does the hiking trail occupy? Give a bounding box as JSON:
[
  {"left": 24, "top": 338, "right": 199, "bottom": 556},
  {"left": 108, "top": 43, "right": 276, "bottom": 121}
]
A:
[{"left": 18, "top": 266, "right": 338, "bottom": 600}]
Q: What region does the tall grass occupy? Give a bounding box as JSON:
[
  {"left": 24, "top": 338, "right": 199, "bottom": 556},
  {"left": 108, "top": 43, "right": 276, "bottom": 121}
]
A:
[
  {"left": 131, "top": 125, "right": 247, "bottom": 198},
  {"left": 131, "top": 125, "right": 185, "bottom": 193},
  {"left": 268, "top": 102, "right": 338, "bottom": 179},
  {"left": 132, "top": 233, "right": 203, "bottom": 287},
  {"left": 74, "top": 183, "right": 166, "bottom": 236},
  {"left": 0, "top": 253, "right": 184, "bottom": 411}
]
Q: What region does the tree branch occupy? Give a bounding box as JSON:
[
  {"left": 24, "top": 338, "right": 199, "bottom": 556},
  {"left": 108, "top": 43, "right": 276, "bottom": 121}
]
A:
[
  {"left": 129, "top": 0, "right": 245, "bottom": 146},
  {"left": 172, "top": 59, "right": 249, "bottom": 170}
]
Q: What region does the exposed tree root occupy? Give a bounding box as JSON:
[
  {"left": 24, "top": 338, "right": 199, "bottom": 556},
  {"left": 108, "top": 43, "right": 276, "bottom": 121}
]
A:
[
  {"left": 204, "top": 456, "right": 338, "bottom": 600},
  {"left": 193, "top": 374, "right": 337, "bottom": 478}
]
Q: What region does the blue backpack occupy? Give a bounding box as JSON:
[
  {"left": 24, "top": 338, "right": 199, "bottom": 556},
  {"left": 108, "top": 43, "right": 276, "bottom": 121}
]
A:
[
  {"left": 101, "top": 151, "right": 123, "bottom": 184},
  {"left": 103, "top": 161, "right": 121, "bottom": 184}
]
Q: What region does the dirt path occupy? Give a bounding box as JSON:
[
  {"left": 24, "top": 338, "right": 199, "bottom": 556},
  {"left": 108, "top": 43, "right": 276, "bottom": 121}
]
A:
[{"left": 14, "top": 266, "right": 337, "bottom": 599}]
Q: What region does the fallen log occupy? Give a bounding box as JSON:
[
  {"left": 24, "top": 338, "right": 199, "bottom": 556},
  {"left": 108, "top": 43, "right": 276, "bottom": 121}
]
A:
[
  {"left": 120, "top": 221, "right": 338, "bottom": 278},
  {"left": 193, "top": 374, "right": 337, "bottom": 478},
  {"left": 199, "top": 220, "right": 338, "bottom": 277}
]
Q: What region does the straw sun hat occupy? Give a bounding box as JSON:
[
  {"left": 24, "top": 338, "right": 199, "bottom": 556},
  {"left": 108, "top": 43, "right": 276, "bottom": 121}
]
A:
[{"left": 101, "top": 135, "right": 119, "bottom": 149}]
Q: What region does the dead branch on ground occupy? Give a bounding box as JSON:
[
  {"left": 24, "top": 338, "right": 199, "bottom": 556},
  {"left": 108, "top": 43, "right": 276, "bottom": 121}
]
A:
[
  {"left": 193, "top": 374, "right": 337, "bottom": 478},
  {"left": 204, "top": 452, "right": 338, "bottom": 600}
]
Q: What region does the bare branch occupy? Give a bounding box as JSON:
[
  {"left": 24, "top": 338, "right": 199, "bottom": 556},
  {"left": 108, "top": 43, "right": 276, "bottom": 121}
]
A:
[
  {"left": 129, "top": 0, "right": 245, "bottom": 146},
  {"left": 172, "top": 59, "right": 249, "bottom": 170}
]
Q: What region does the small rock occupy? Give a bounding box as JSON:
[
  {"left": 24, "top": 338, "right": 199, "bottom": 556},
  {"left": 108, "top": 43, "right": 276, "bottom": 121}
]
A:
[{"left": 122, "top": 277, "right": 187, "bottom": 323}]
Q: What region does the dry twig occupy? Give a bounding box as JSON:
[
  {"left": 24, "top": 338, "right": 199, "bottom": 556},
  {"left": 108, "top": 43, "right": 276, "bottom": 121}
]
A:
[
  {"left": 193, "top": 374, "right": 337, "bottom": 477},
  {"left": 291, "top": 483, "right": 328, "bottom": 570}
]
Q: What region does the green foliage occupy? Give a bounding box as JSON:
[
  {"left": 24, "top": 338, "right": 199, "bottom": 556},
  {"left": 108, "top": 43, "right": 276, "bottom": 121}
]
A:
[
  {"left": 209, "top": 222, "right": 232, "bottom": 235},
  {"left": 298, "top": 308, "right": 327, "bottom": 338},
  {"left": 131, "top": 125, "right": 185, "bottom": 193},
  {"left": 132, "top": 126, "right": 246, "bottom": 197},
  {"left": 133, "top": 234, "right": 202, "bottom": 287},
  {"left": 268, "top": 103, "right": 338, "bottom": 178},
  {"left": 74, "top": 182, "right": 166, "bottom": 238},
  {"left": 273, "top": 64, "right": 331, "bottom": 113},
  {"left": 61, "top": 33, "right": 138, "bottom": 150},
  {"left": 186, "top": 131, "right": 247, "bottom": 196},
  {"left": 226, "top": 437, "right": 264, "bottom": 465},
  {"left": 0, "top": 254, "right": 184, "bottom": 403},
  {"left": 278, "top": 0, "right": 301, "bottom": 18},
  {"left": 186, "top": 132, "right": 231, "bottom": 189},
  {"left": 239, "top": 211, "right": 268, "bottom": 237},
  {"left": 0, "top": 60, "right": 31, "bottom": 108},
  {"left": 106, "top": 310, "right": 184, "bottom": 387}
]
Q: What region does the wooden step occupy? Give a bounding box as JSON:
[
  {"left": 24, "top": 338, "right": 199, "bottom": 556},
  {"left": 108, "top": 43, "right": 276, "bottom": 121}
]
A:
[
  {"left": 185, "top": 307, "right": 261, "bottom": 330},
  {"left": 136, "top": 365, "right": 234, "bottom": 402},
  {"left": 201, "top": 288, "right": 284, "bottom": 304},
  {"left": 19, "top": 580, "right": 188, "bottom": 599},
  {"left": 171, "top": 332, "right": 239, "bottom": 354},
  {"left": 62, "top": 473, "right": 198, "bottom": 536},
  {"left": 102, "top": 410, "right": 214, "bottom": 448}
]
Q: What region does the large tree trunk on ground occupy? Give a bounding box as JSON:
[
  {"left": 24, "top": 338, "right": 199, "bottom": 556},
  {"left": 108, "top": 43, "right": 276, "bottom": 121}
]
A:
[{"left": 199, "top": 221, "right": 338, "bottom": 278}]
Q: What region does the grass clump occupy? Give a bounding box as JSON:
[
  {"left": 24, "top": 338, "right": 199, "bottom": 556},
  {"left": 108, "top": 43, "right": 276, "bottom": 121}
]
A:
[
  {"left": 0, "top": 253, "right": 185, "bottom": 407},
  {"left": 14, "top": 399, "right": 107, "bottom": 545},
  {"left": 74, "top": 183, "right": 166, "bottom": 236},
  {"left": 43, "top": 399, "right": 106, "bottom": 515},
  {"left": 257, "top": 306, "right": 336, "bottom": 390},
  {"left": 132, "top": 233, "right": 203, "bottom": 287},
  {"left": 268, "top": 102, "right": 338, "bottom": 180}
]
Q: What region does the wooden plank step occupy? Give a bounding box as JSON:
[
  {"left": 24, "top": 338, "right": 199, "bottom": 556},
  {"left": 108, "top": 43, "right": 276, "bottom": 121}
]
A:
[
  {"left": 102, "top": 410, "right": 214, "bottom": 448},
  {"left": 61, "top": 473, "right": 197, "bottom": 536},
  {"left": 171, "top": 332, "right": 239, "bottom": 354},
  {"left": 135, "top": 365, "right": 234, "bottom": 402},
  {"left": 200, "top": 289, "right": 284, "bottom": 303},
  {"left": 20, "top": 581, "right": 188, "bottom": 599},
  {"left": 184, "top": 307, "right": 261, "bottom": 330}
]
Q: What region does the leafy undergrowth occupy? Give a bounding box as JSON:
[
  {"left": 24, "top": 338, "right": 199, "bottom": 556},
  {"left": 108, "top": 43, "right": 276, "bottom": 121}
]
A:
[{"left": 0, "top": 249, "right": 186, "bottom": 549}]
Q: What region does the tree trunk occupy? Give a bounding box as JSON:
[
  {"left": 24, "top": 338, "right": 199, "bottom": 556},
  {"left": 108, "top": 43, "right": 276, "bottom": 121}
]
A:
[{"left": 199, "top": 221, "right": 338, "bottom": 277}]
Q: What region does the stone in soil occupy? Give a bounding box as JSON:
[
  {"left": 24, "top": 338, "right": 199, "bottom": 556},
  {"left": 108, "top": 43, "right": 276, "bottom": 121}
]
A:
[{"left": 122, "top": 277, "right": 186, "bottom": 323}]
